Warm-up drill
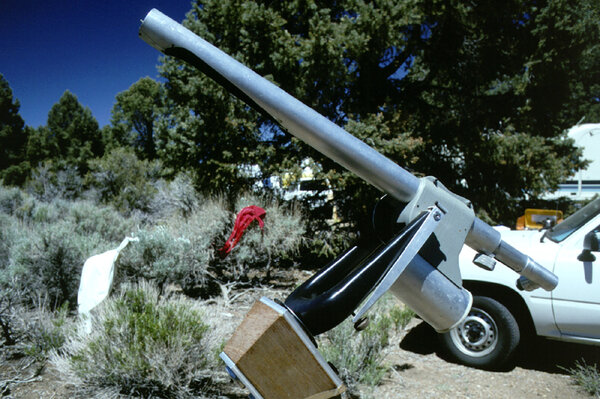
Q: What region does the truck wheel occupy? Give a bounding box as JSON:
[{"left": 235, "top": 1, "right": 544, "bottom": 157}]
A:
[{"left": 439, "top": 296, "right": 520, "bottom": 370}]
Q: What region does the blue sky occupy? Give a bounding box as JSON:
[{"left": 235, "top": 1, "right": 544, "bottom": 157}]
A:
[{"left": 1, "top": 1, "right": 192, "bottom": 128}]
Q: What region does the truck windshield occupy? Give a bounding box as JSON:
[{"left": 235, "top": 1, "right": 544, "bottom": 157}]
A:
[{"left": 545, "top": 198, "right": 600, "bottom": 243}]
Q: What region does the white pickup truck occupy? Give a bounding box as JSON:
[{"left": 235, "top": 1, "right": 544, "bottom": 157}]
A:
[{"left": 440, "top": 197, "right": 600, "bottom": 369}]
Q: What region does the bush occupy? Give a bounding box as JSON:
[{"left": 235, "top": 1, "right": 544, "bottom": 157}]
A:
[
  {"left": 87, "top": 148, "right": 162, "bottom": 214},
  {"left": 1, "top": 161, "right": 30, "bottom": 187},
  {"left": 20, "top": 304, "right": 71, "bottom": 361},
  {"left": 0, "top": 288, "right": 18, "bottom": 346},
  {"left": 0, "top": 294, "right": 70, "bottom": 361},
  {"left": 0, "top": 185, "right": 137, "bottom": 310},
  {"left": 389, "top": 305, "right": 416, "bottom": 330},
  {"left": 117, "top": 192, "right": 306, "bottom": 293},
  {"left": 66, "top": 200, "right": 137, "bottom": 242},
  {"left": 566, "top": 360, "right": 600, "bottom": 397},
  {"left": 174, "top": 196, "right": 230, "bottom": 245},
  {"left": 26, "top": 162, "right": 84, "bottom": 202},
  {"left": 52, "top": 282, "right": 217, "bottom": 398},
  {"left": 115, "top": 226, "right": 212, "bottom": 295},
  {"left": 9, "top": 220, "right": 108, "bottom": 309},
  {"left": 114, "top": 198, "right": 230, "bottom": 295},
  {"left": 318, "top": 296, "right": 411, "bottom": 392},
  {"left": 14, "top": 195, "right": 136, "bottom": 240},
  {"left": 0, "top": 214, "right": 17, "bottom": 271},
  {"left": 216, "top": 193, "right": 305, "bottom": 279},
  {"left": 151, "top": 172, "right": 202, "bottom": 219},
  {"left": 0, "top": 186, "right": 63, "bottom": 223},
  {"left": 0, "top": 185, "right": 24, "bottom": 215},
  {"left": 0, "top": 216, "right": 20, "bottom": 345}
]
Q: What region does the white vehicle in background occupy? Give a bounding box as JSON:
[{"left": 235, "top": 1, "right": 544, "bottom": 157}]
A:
[
  {"left": 545, "top": 123, "right": 600, "bottom": 201},
  {"left": 440, "top": 197, "right": 600, "bottom": 369}
]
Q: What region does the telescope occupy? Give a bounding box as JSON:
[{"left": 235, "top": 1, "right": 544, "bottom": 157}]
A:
[{"left": 140, "top": 9, "right": 558, "bottom": 399}]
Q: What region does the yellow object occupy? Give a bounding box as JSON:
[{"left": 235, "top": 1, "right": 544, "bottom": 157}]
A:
[{"left": 516, "top": 209, "right": 563, "bottom": 230}]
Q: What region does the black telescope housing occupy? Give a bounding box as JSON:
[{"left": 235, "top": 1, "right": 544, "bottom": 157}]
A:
[{"left": 285, "top": 208, "right": 428, "bottom": 336}]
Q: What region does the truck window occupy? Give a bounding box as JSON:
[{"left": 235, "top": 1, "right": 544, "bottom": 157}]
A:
[{"left": 545, "top": 198, "right": 600, "bottom": 243}]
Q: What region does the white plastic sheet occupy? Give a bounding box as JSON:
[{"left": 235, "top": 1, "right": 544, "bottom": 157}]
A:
[{"left": 77, "top": 236, "right": 138, "bottom": 316}]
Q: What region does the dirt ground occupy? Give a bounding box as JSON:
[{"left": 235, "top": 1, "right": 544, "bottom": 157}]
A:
[
  {"left": 2, "top": 281, "right": 600, "bottom": 399},
  {"left": 361, "top": 319, "right": 600, "bottom": 399}
]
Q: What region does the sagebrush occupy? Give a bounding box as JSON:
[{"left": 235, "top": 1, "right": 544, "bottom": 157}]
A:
[
  {"left": 567, "top": 360, "right": 600, "bottom": 397},
  {"left": 0, "top": 185, "right": 137, "bottom": 310},
  {"left": 216, "top": 193, "right": 305, "bottom": 279},
  {"left": 52, "top": 282, "right": 220, "bottom": 398},
  {"left": 318, "top": 296, "right": 414, "bottom": 392},
  {"left": 0, "top": 296, "right": 71, "bottom": 361}
]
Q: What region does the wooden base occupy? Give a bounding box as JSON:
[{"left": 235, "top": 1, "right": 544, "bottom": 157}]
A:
[{"left": 221, "top": 297, "right": 346, "bottom": 399}]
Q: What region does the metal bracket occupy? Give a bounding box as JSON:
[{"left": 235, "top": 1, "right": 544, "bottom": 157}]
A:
[
  {"left": 473, "top": 253, "right": 496, "bottom": 271},
  {"left": 353, "top": 206, "right": 444, "bottom": 322},
  {"left": 220, "top": 352, "right": 264, "bottom": 399},
  {"left": 397, "top": 177, "right": 476, "bottom": 286}
]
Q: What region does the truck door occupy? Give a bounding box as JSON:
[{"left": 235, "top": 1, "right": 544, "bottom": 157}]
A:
[{"left": 552, "top": 223, "right": 600, "bottom": 339}]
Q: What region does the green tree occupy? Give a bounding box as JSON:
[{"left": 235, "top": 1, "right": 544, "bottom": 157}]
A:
[
  {"left": 390, "top": 0, "right": 599, "bottom": 222},
  {"left": 107, "top": 77, "right": 164, "bottom": 160},
  {"left": 158, "top": 44, "right": 264, "bottom": 192},
  {"left": 157, "top": 0, "right": 423, "bottom": 221},
  {"left": 0, "top": 74, "right": 29, "bottom": 185},
  {"left": 27, "top": 91, "right": 102, "bottom": 174},
  {"left": 157, "top": 0, "right": 599, "bottom": 227}
]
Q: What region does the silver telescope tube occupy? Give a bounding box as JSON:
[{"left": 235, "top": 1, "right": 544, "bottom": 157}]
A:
[
  {"left": 139, "top": 9, "right": 420, "bottom": 203},
  {"left": 139, "top": 9, "right": 558, "bottom": 291}
]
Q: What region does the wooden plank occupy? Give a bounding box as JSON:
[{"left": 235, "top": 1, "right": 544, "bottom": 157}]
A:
[
  {"left": 224, "top": 300, "right": 280, "bottom": 363},
  {"left": 223, "top": 298, "right": 346, "bottom": 399}
]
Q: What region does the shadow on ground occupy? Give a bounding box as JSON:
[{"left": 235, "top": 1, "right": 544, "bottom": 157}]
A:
[{"left": 400, "top": 321, "right": 600, "bottom": 374}]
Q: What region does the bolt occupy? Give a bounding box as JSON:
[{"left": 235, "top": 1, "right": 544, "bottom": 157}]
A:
[{"left": 433, "top": 212, "right": 442, "bottom": 221}]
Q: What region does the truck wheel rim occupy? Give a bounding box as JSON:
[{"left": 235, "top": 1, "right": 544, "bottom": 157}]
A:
[{"left": 450, "top": 307, "right": 498, "bottom": 357}]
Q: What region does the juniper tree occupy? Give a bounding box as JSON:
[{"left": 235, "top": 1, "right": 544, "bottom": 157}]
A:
[
  {"left": 155, "top": 0, "right": 599, "bottom": 227},
  {"left": 0, "top": 74, "right": 29, "bottom": 185},
  {"left": 27, "top": 91, "right": 102, "bottom": 175}
]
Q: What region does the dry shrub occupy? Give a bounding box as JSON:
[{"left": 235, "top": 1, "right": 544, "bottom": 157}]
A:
[
  {"left": 66, "top": 200, "right": 137, "bottom": 242},
  {"left": 9, "top": 220, "right": 106, "bottom": 310},
  {"left": 566, "top": 360, "right": 600, "bottom": 397},
  {"left": 1, "top": 191, "right": 136, "bottom": 311},
  {"left": 26, "top": 163, "right": 84, "bottom": 202},
  {"left": 87, "top": 148, "right": 161, "bottom": 214},
  {"left": 0, "top": 297, "right": 71, "bottom": 363},
  {"left": 115, "top": 197, "right": 230, "bottom": 295},
  {"left": 52, "top": 281, "right": 221, "bottom": 398},
  {"left": 216, "top": 193, "right": 305, "bottom": 279},
  {"left": 19, "top": 304, "right": 71, "bottom": 361},
  {"left": 151, "top": 172, "right": 202, "bottom": 218},
  {"left": 0, "top": 185, "right": 24, "bottom": 215},
  {"left": 118, "top": 192, "right": 305, "bottom": 291},
  {"left": 318, "top": 296, "right": 413, "bottom": 393},
  {"left": 115, "top": 226, "right": 213, "bottom": 295},
  {"left": 0, "top": 214, "right": 17, "bottom": 271}
]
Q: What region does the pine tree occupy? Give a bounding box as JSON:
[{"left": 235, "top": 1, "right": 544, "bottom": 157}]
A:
[
  {"left": 27, "top": 91, "right": 103, "bottom": 174},
  {"left": 107, "top": 77, "right": 164, "bottom": 160},
  {"left": 0, "top": 74, "right": 29, "bottom": 185}
]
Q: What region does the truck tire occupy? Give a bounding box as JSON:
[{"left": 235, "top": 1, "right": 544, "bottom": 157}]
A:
[{"left": 439, "top": 296, "right": 520, "bottom": 370}]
